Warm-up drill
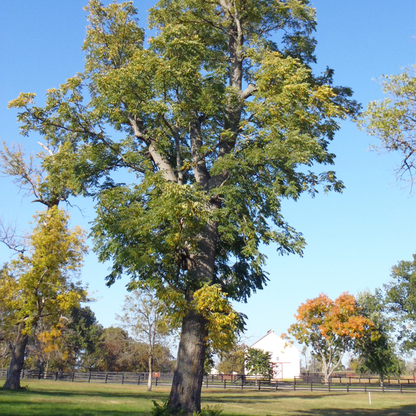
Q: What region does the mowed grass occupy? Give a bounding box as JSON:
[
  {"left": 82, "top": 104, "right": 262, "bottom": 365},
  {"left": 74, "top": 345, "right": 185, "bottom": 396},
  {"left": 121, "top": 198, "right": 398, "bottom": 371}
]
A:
[{"left": 0, "top": 380, "right": 414, "bottom": 416}]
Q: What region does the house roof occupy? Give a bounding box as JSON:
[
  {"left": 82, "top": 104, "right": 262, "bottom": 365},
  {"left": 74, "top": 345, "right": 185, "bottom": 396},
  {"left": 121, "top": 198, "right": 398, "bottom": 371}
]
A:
[
  {"left": 250, "top": 329, "right": 299, "bottom": 353},
  {"left": 250, "top": 329, "right": 278, "bottom": 348}
]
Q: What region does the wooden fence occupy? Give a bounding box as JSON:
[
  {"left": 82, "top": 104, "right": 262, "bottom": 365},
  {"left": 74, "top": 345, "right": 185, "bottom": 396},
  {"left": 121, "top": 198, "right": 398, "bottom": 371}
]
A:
[
  {"left": 0, "top": 369, "right": 173, "bottom": 386},
  {"left": 0, "top": 369, "right": 414, "bottom": 394}
]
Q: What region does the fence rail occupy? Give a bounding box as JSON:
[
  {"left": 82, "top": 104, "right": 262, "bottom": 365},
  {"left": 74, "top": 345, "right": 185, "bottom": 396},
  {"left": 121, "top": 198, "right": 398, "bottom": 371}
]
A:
[{"left": 0, "top": 369, "right": 414, "bottom": 394}]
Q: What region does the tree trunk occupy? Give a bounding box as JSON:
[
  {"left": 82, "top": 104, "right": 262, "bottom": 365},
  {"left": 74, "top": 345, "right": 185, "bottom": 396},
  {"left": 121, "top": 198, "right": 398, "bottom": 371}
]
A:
[
  {"left": 147, "top": 353, "right": 153, "bottom": 392},
  {"left": 44, "top": 354, "right": 50, "bottom": 379},
  {"left": 3, "top": 326, "right": 29, "bottom": 390},
  {"left": 169, "top": 214, "right": 216, "bottom": 413},
  {"left": 169, "top": 308, "right": 208, "bottom": 415}
]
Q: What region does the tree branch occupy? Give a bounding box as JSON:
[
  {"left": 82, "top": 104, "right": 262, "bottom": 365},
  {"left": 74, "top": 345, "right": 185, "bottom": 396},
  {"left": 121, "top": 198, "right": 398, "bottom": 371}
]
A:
[{"left": 129, "top": 116, "right": 177, "bottom": 182}]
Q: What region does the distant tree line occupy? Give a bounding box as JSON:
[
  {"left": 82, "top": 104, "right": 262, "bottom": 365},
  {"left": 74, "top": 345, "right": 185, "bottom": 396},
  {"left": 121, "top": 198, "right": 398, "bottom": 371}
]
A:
[{"left": 0, "top": 304, "right": 175, "bottom": 375}]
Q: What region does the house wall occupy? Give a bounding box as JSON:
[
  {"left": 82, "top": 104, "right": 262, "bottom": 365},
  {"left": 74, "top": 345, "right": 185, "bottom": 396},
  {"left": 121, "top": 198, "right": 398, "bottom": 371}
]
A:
[{"left": 250, "top": 330, "right": 300, "bottom": 379}]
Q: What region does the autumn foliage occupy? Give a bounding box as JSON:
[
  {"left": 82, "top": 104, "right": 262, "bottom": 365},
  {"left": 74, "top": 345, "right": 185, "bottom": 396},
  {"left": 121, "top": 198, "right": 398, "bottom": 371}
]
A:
[{"left": 286, "top": 293, "right": 376, "bottom": 382}]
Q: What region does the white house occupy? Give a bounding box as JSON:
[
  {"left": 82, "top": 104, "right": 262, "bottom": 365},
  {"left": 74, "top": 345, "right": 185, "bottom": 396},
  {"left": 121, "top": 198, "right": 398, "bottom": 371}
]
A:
[{"left": 250, "top": 329, "right": 300, "bottom": 379}]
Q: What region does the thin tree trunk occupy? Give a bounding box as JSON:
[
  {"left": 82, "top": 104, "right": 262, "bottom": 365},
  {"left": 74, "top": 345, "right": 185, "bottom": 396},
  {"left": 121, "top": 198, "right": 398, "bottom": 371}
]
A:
[
  {"left": 44, "top": 354, "right": 50, "bottom": 379},
  {"left": 3, "top": 326, "right": 29, "bottom": 390},
  {"left": 169, "top": 308, "right": 208, "bottom": 414},
  {"left": 147, "top": 353, "right": 153, "bottom": 392}
]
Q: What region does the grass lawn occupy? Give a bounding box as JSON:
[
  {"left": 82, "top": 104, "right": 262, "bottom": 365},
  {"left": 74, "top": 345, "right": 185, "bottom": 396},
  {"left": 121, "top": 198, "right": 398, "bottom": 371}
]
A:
[{"left": 0, "top": 380, "right": 414, "bottom": 416}]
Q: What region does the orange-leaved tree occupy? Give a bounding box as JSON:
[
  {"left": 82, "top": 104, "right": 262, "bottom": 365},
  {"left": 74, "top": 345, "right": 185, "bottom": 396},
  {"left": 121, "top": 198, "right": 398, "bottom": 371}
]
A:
[{"left": 285, "top": 293, "right": 376, "bottom": 383}]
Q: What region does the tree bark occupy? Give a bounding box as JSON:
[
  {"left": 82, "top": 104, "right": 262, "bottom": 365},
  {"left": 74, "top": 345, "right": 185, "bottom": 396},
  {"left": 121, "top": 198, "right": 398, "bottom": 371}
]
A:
[
  {"left": 147, "top": 353, "right": 153, "bottom": 392},
  {"left": 169, "top": 307, "right": 208, "bottom": 414},
  {"left": 3, "top": 326, "right": 28, "bottom": 390}
]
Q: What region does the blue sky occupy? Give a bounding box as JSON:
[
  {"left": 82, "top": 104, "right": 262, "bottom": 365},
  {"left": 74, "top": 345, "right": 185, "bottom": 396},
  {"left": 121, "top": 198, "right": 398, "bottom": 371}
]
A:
[{"left": 0, "top": 1, "right": 415, "bottom": 348}]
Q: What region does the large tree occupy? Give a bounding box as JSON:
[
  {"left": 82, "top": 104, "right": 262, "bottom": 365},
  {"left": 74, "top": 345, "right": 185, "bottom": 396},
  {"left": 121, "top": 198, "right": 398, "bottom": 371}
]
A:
[
  {"left": 357, "top": 65, "right": 416, "bottom": 191},
  {"left": 9, "top": 0, "right": 358, "bottom": 411}
]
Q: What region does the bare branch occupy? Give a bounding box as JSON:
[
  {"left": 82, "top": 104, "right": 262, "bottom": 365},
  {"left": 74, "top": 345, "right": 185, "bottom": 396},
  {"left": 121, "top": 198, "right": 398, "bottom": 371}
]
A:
[
  {"left": 0, "top": 218, "right": 27, "bottom": 255},
  {"left": 37, "top": 141, "right": 54, "bottom": 156}
]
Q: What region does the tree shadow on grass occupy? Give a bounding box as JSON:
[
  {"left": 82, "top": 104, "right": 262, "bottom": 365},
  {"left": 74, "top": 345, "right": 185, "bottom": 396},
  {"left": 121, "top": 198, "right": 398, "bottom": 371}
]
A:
[
  {"left": 218, "top": 405, "right": 416, "bottom": 416},
  {"left": 202, "top": 393, "right": 355, "bottom": 405},
  {"left": 0, "top": 401, "right": 149, "bottom": 416},
  {"left": 0, "top": 386, "right": 168, "bottom": 401},
  {"left": 285, "top": 405, "right": 416, "bottom": 416},
  {"left": 201, "top": 393, "right": 416, "bottom": 416}
]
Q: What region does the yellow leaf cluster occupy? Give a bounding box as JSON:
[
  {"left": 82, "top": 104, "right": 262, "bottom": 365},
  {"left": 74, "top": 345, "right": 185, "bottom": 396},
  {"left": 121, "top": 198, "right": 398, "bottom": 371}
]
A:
[{"left": 192, "top": 284, "right": 240, "bottom": 352}]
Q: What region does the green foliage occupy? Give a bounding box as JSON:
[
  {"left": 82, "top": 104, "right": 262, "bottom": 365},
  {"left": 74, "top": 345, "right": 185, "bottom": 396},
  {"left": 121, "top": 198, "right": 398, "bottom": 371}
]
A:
[
  {"left": 196, "top": 405, "right": 223, "bottom": 416},
  {"left": 151, "top": 400, "right": 223, "bottom": 416},
  {"left": 357, "top": 65, "right": 416, "bottom": 190},
  {"left": 9, "top": 0, "right": 357, "bottom": 305},
  {"left": 245, "top": 348, "right": 273, "bottom": 381},
  {"left": 217, "top": 343, "right": 246, "bottom": 374},
  {"left": 151, "top": 400, "right": 184, "bottom": 416},
  {"left": 354, "top": 291, "right": 404, "bottom": 382},
  {"left": 384, "top": 253, "right": 416, "bottom": 351},
  {"left": 62, "top": 306, "right": 104, "bottom": 370},
  {"left": 29, "top": 306, "right": 105, "bottom": 372}
]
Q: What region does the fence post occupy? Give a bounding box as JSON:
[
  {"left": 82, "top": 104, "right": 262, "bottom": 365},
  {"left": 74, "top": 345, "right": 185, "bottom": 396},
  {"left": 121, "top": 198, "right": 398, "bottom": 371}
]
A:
[
  {"left": 347, "top": 383, "right": 349, "bottom": 393},
  {"left": 310, "top": 382, "right": 313, "bottom": 392},
  {"left": 224, "top": 380, "right": 226, "bottom": 389},
  {"left": 293, "top": 377, "right": 296, "bottom": 391},
  {"left": 72, "top": 372, "right": 75, "bottom": 382},
  {"left": 55, "top": 372, "right": 58, "bottom": 381},
  {"left": 105, "top": 373, "right": 108, "bottom": 384},
  {"left": 206, "top": 376, "right": 208, "bottom": 388},
  {"left": 155, "top": 377, "right": 158, "bottom": 387},
  {"left": 328, "top": 380, "right": 330, "bottom": 392},
  {"left": 122, "top": 374, "right": 124, "bottom": 385},
  {"left": 276, "top": 381, "right": 278, "bottom": 391},
  {"left": 382, "top": 383, "right": 384, "bottom": 393},
  {"left": 258, "top": 381, "right": 261, "bottom": 391},
  {"left": 137, "top": 374, "right": 140, "bottom": 385},
  {"left": 241, "top": 376, "right": 244, "bottom": 390},
  {"left": 364, "top": 384, "right": 366, "bottom": 393}
]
